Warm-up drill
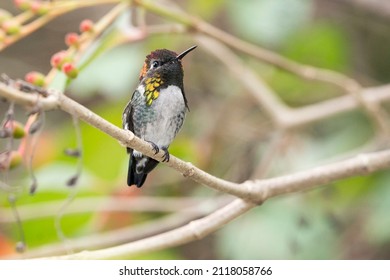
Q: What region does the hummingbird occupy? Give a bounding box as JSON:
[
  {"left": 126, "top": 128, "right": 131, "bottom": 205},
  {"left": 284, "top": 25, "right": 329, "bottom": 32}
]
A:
[{"left": 122, "top": 45, "right": 197, "bottom": 187}]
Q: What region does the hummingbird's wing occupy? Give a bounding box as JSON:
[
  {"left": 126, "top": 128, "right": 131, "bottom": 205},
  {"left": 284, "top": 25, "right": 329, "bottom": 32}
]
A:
[
  {"left": 123, "top": 90, "right": 144, "bottom": 187},
  {"left": 122, "top": 91, "right": 136, "bottom": 154}
]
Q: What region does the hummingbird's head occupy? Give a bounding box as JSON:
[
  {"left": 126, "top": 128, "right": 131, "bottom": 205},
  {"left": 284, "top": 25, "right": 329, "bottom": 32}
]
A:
[{"left": 139, "top": 45, "right": 197, "bottom": 82}]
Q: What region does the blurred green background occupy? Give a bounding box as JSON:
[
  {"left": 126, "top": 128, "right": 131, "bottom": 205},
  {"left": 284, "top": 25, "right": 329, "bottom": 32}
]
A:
[{"left": 1, "top": 0, "right": 390, "bottom": 259}]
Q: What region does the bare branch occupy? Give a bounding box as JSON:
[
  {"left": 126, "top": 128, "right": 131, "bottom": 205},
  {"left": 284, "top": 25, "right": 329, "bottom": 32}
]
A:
[
  {"left": 0, "top": 196, "right": 226, "bottom": 223},
  {"left": 35, "top": 198, "right": 253, "bottom": 259},
  {"left": 196, "top": 35, "right": 290, "bottom": 127},
  {"left": 0, "top": 0, "right": 124, "bottom": 51},
  {"left": 339, "top": 0, "right": 390, "bottom": 18},
  {"left": 285, "top": 85, "right": 390, "bottom": 127},
  {"left": 0, "top": 83, "right": 58, "bottom": 110},
  {"left": 9, "top": 197, "right": 228, "bottom": 259},
  {"left": 193, "top": 36, "right": 390, "bottom": 130}
]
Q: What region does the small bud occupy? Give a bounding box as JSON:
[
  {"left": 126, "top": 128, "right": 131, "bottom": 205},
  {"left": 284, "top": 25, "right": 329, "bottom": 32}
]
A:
[
  {"left": 24, "top": 71, "right": 45, "bottom": 87},
  {"left": 2, "top": 19, "right": 21, "bottom": 35},
  {"left": 14, "top": 0, "right": 30, "bottom": 11},
  {"left": 0, "top": 9, "right": 12, "bottom": 25},
  {"left": 4, "top": 121, "right": 26, "bottom": 139},
  {"left": 9, "top": 150, "right": 22, "bottom": 169},
  {"left": 30, "top": 1, "right": 49, "bottom": 15},
  {"left": 25, "top": 71, "right": 45, "bottom": 87},
  {"left": 50, "top": 50, "right": 71, "bottom": 70},
  {"left": 62, "top": 62, "right": 78, "bottom": 79},
  {"left": 65, "top": 32, "right": 80, "bottom": 48},
  {"left": 79, "top": 19, "right": 94, "bottom": 33}
]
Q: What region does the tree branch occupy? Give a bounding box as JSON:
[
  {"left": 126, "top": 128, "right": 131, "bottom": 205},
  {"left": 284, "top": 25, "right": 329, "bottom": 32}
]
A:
[
  {"left": 0, "top": 0, "right": 124, "bottom": 51},
  {"left": 0, "top": 196, "right": 226, "bottom": 223},
  {"left": 4, "top": 196, "right": 229, "bottom": 259},
  {"left": 36, "top": 198, "right": 254, "bottom": 259}
]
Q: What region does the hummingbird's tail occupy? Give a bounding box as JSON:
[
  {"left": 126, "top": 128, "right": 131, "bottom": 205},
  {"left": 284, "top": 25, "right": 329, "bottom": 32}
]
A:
[
  {"left": 127, "top": 155, "right": 146, "bottom": 187},
  {"left": 127, "top": 154, "right": 159, "bottom": 187}
]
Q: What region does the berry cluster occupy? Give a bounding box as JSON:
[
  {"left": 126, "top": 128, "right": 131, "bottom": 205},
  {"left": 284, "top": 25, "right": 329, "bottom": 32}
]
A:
[
  {"left": 0, "top": 4, "right": 96, "bottom": 172},
  {"left": 1, "top": 1, "right": 95, "bottom": 81},
  {"left": 49, "top": 19, "right": 95, "bottom": 79},
  {"left": 0, "top": 1, "right": 50, "bottom": 37},
  {"left": 14, "top": 0, "right": 49, "bottom": 15},
  {"left": 0, "top": 9, "right": 19, "bottom": 39}
]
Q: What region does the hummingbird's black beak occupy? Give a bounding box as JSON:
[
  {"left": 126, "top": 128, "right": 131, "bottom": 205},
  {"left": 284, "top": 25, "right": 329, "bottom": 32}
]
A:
[{"left": 176, "top": 45, "right": 197, "bottom": 60}]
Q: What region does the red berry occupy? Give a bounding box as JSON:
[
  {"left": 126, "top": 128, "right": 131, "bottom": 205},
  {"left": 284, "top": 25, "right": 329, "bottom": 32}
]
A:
[
  {"left": 25, "top": 71, "right": 45, "bottom": 87},
  {"left": 50, "top": 50, "right": 70, "bottom": 69},
  {"left": 79, "top": 19, "right": 94, "bottom": 33},
  {"left": 62, "top": 62, "right": 78, "bottom": 79},
  {"left": 65, "top": 32, "right": 80, "bottom": 47},
  {"left": 30, "top": 1, "right": 49, "bottom": 15}
]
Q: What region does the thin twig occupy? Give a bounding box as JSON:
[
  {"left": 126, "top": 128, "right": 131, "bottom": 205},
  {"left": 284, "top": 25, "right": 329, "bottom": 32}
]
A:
[
  {"left": 0, "top": 0, "right": 124, "bottom": 51},
  {"left": 26, "top": 111, "right": 45, "bottom": 194},
  {"left": 196, "top": 35, "right": 290, "bottom": 127},
  {"left": 45, "top": 1, "right": 130, "bottom": 85},
  {"left": 7, "top": 194, "right": 26, "bottom": 253}
]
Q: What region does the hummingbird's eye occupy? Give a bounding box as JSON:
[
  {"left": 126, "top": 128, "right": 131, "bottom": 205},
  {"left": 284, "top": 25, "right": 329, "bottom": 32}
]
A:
[{"left": 151, "top": 61, "right": 160, "bottom": 69}]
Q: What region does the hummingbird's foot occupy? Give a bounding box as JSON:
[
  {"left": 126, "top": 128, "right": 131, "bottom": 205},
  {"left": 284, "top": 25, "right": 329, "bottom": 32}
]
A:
[
  {"left": 161, "top": 147, "right": 170, "bottom": 162},
  {"left": 146, "top": 141, "right": 159, "bottom": 154}
]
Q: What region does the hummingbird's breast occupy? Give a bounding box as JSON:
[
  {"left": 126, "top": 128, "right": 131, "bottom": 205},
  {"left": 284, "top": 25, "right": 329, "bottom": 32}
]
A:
[{"left": 132, "top": 84, "right": 187, "bottom": 148}]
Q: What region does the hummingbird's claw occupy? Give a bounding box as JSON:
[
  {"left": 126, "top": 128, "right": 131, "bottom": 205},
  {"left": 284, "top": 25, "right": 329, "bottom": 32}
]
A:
[
  {"left": 147, "top": 141, "right": 160, "bottom": 154},
  {"left": 161, "top": 147, "right": 170, "bottom": 162}
]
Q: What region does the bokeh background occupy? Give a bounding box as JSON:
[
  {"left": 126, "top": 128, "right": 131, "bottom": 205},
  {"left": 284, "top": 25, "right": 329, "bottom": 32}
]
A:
[{"left": 1, "top": 0, "right": 390, "bottom": 259}]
